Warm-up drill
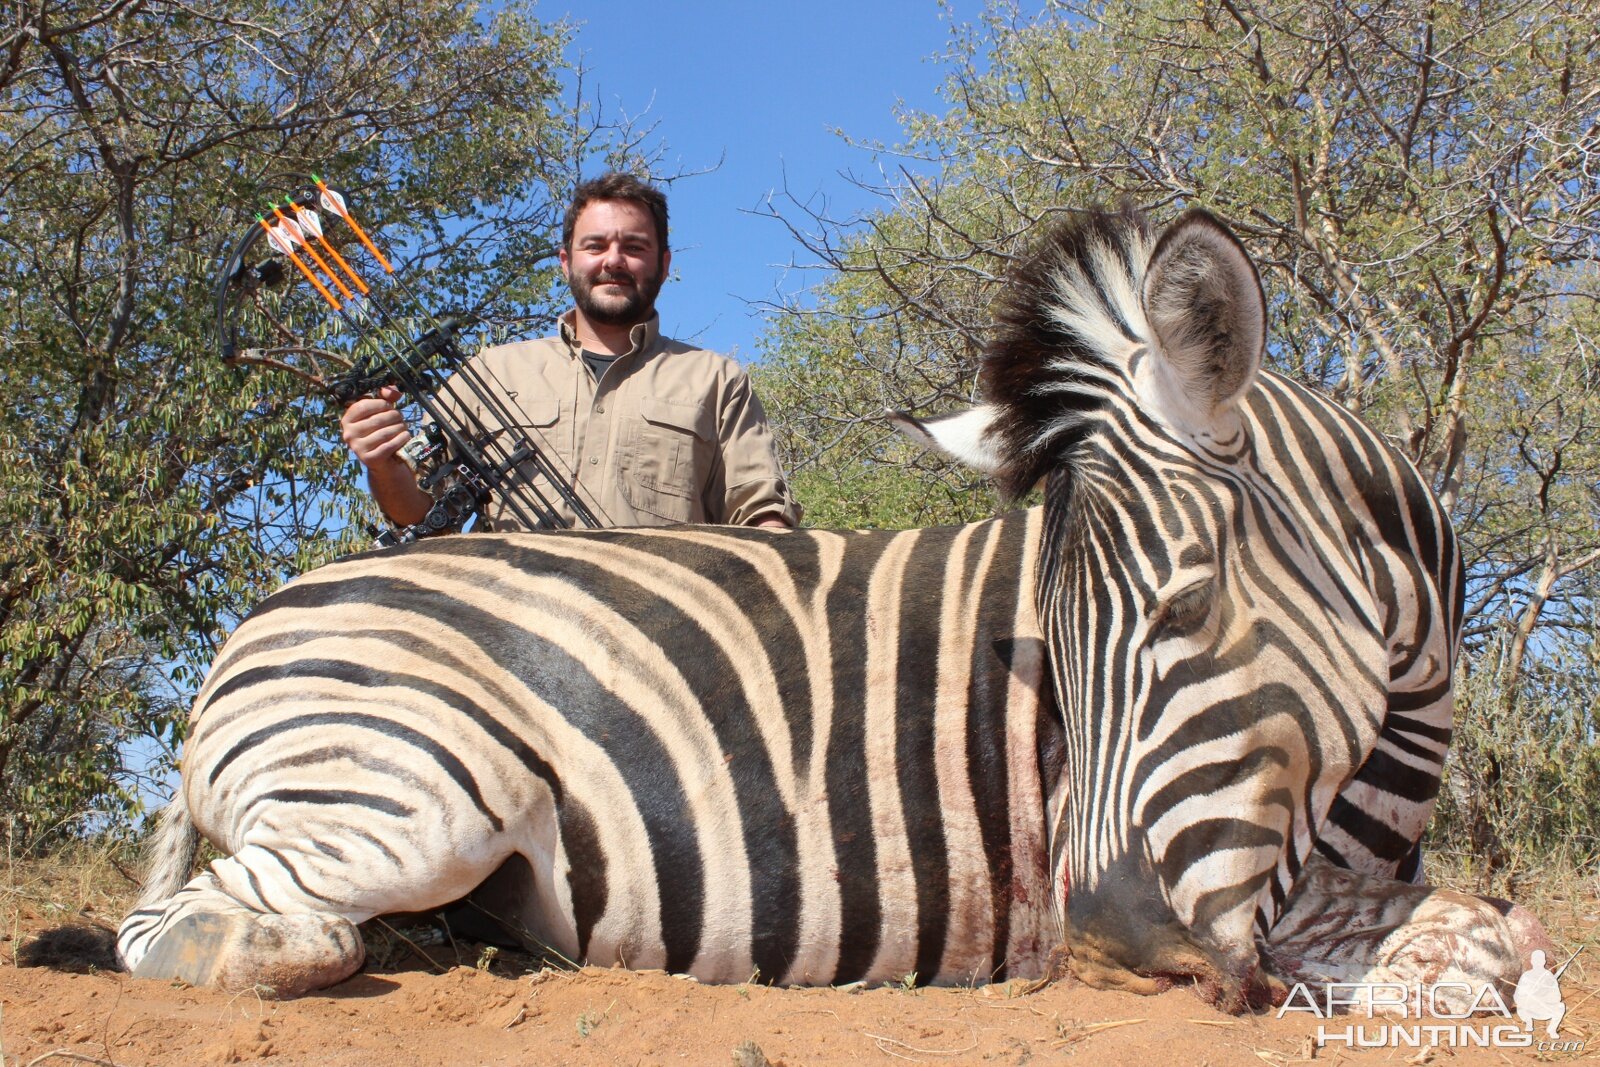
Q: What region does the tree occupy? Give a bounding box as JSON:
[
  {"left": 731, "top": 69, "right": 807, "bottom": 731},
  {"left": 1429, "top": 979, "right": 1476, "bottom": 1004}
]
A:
[
  {"left": 0, "top": 0, "right": 643, "bottom": 847},
  {"left": 756, "top": 0, "right": 1599, "bottom": 867}
]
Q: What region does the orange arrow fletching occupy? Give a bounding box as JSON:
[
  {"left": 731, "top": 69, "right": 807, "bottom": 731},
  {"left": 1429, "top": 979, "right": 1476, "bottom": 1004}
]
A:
[
  {"left": 289, "top": 198, "right": 369, "bottom": 296},
  {"left": 313, "top": 178, "right": 391, "bottom": 273},
  {"left": 258, "top": 217, "right": 340, "bottom": 310},
  {"left": 260, "top": 216, "right": 296, "bottom": 258},
  {"left": 271, "top": 208, "right": 307, "bottom": 247},
  {"left": 273, "top": 206, "right": 352, "bottom": 301}
]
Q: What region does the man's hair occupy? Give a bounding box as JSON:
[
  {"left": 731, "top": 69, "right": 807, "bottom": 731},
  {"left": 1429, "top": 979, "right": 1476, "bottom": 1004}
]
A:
[{"left": 562, "top": 172, "right": 669, "bottom": 255}]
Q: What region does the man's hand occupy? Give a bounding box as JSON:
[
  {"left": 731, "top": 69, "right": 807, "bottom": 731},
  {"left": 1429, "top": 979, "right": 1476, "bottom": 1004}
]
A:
[
  {"left": 339, "top": 384, "right": 433, "bottom": 526},
  {"left": 340, "top": 384, "right": 412, "bottom": 467}
]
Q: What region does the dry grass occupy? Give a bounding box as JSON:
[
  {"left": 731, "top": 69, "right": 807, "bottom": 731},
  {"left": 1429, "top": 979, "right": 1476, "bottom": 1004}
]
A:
[
  {"left": 1427, "top": 848, "right": 1600, "bottom": 989},
  {"left": 1, "top": 839, "right": 137, "bottom": 969}
]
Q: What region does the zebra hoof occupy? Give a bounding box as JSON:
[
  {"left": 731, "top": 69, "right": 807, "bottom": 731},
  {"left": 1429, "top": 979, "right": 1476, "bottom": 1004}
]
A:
[
  {"left": 132, "top": 910, "right": 364, "bottom": 997},
  {"left": 1481, "top": 897, "right": 1559, "bottom": 969}
]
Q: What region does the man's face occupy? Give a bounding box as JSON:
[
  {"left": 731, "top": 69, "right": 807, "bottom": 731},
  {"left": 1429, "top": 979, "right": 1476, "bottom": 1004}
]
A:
[{"left": 560, "top": 199, "right": 669, "bottom": 328}]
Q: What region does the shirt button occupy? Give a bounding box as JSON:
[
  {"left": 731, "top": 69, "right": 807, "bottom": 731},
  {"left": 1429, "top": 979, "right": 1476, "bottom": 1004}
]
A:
[
  {"left": 596, "top": 404, "right": 605, "bottom": 413},
  {"left": 588, "top": 456, "right": 598, "bottom": 465}
]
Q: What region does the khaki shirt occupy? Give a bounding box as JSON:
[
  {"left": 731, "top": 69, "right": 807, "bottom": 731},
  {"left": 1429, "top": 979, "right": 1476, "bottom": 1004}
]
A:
[{"left": 423, "top": 312, "right": 800, "bottom": 530}]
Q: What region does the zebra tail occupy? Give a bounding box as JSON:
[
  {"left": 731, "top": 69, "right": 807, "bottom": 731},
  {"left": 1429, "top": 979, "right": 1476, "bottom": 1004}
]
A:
[{"left": 133, "top": 800, "right": 200, "bottom": 911}]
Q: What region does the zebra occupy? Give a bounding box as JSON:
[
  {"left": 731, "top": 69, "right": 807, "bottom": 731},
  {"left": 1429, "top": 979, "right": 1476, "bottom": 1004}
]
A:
[{"left": 119, "top": 205, "right": 1535, "bottom": 1004}]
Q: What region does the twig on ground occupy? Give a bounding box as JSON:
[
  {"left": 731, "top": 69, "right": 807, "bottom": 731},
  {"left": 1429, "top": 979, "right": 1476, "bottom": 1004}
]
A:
[
  {"left": 436, "top": 912, "right": 460, "bottom": 961},
  {"left": 1053, "top": 1018, "right": 1144, "bottom": 1047},
  {"left": 865, "top": 1026, "right": 979, "bottom": 1058},
  {"left": 24, "top": 1051, "right": 127, "bottom": 1067},
  {"left": 1561, "top": 984, "right": 1598, "bottom": 1018}
]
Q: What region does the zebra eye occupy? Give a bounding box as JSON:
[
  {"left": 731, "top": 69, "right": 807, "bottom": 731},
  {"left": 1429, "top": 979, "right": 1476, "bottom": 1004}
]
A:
[{"left": 1151, "top": 577, "right": 1214, "bottom": 638}]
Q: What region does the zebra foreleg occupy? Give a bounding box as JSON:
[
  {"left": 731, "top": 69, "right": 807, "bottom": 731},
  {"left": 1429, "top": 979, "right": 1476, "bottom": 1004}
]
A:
[
  {"left": 1261, "top": 855, "right": 1540, "bottom": 1015},
  {"left": 118, "top": 802, "right": 368, "bottom": 996}
]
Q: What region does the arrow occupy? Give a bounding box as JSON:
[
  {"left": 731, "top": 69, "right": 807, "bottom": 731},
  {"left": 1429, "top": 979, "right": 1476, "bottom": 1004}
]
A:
[
  {"left": 287, "top": 197, "right": 370, "bottom": 295},
  {"left": 270, "top": 204, "right": 354, "bottom": 301},
  {"left": 258, "top": 215, "right": 340, "bottom": 310},
  {"left": 314, "top": 175, "right": 393, "bottom": 273}
]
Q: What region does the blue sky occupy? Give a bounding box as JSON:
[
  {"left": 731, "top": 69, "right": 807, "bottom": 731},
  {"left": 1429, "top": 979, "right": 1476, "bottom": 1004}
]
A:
[{"left": 552, "top": 1, "right": 976, "bottom": 361}]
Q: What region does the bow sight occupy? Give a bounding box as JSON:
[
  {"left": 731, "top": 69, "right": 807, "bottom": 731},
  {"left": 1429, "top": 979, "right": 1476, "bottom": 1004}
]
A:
[{"left": 214, "top": 178, "right": 600, "bottom": 545}]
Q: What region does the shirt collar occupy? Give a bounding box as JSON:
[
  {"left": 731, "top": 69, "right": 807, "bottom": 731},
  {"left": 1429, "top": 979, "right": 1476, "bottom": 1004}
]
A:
[{"left": 558, "top": 310, "right": 661, "bottom": 358}]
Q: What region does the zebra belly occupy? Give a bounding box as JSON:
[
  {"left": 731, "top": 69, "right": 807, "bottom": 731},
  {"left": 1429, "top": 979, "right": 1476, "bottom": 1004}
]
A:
[
  {"left": 545, "top": 730, "right": 1059, "bottom": 986},
  {"left": 449, "top": 745, "right": 1060, "bottom": 986},
  {"left": 179, "top": 516, "right": 1059, "bottom": 987}
]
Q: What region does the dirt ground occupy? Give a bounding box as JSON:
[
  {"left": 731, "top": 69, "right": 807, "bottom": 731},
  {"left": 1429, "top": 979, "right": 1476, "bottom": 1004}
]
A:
[{"left": 3, "top": 903, "right": 1597, "bottom": 1067}]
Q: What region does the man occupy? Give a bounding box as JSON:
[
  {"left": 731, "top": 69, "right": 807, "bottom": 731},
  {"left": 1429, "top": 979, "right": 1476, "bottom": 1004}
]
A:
[{"left": 340, "top": 172, "right": 800, "bottom": 530}]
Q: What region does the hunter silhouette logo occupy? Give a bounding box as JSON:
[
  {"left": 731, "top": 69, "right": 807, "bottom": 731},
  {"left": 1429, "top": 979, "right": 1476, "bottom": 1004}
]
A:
[{"left": 1515, "top": 949, "right": 1574, "bottom": 1038}]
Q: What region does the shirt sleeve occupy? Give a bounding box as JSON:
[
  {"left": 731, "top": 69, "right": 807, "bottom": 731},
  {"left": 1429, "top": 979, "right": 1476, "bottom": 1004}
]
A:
[{"left": 708, "top": 369, "right": 803, "bottom": 527}]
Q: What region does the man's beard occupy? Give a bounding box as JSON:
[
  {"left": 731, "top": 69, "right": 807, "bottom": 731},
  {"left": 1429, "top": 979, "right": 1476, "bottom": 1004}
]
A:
[{"left": 570, "top": 264, "right": 665, "bottom": 328}]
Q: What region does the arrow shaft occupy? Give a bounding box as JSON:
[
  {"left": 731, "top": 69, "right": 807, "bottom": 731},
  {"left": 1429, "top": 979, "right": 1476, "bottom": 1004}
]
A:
[
  {"left": 320, "top": 234, "right": 370, "bottom": 294},
  {"left": 343, "top": 211, "right": 392, "bottom": 273},
  {"left": 274, "top": 209, "right": 354, "bottom": 301}
]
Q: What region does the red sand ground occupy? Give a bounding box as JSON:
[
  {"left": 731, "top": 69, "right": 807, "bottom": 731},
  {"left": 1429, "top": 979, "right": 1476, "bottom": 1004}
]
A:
[{"left": 3, "top": 916, "right": 1595, "bottom": 1067}]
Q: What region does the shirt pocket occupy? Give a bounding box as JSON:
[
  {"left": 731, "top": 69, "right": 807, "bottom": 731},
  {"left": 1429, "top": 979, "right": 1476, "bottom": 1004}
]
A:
[
  {"left": 622, "top": 396, "right": 714, "bottom": 521},
  {"left": 482, "top": 395, "right": 563, "bottom": 480},
  {"left": 442, "top": 394, "right": 561, "bottom": 452},
  {"left": 506, "top": 396, "right": 561, "bottom": 432}
]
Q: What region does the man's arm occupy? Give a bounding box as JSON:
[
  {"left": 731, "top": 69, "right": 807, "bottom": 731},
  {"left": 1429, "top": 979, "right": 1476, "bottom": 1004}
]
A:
[
  {"left": 712, "top": 371, "right": 802, "bottom": 528},
  {"left": 339, "top": 384, "right": 433, "bottom": 527}
]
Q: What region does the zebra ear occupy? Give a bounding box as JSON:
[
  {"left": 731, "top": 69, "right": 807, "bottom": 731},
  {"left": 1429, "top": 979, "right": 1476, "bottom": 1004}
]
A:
[
  {"left": 1141, "top": 210, "right": 1265, "bottom": 415},
  {"left": 887, "top": 405, "right": 1003, "bottom": 475}
]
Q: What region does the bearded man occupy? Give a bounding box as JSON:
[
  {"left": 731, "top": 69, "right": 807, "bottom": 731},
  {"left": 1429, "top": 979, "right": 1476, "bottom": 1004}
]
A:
[{"left": 340, "top": 172, "right": 800, "bottom": 530}]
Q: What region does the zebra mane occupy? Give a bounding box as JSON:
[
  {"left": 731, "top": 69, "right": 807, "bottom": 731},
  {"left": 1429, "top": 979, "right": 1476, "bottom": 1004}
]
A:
[{"left": 979, "top": 204, "right": 1155, "bottom": 499}]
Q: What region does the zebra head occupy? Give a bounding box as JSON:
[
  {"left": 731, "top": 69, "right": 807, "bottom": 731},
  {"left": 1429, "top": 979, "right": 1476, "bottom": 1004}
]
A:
[{"left": 896, "top": 206, "right": 1457, "bottom": 1006}]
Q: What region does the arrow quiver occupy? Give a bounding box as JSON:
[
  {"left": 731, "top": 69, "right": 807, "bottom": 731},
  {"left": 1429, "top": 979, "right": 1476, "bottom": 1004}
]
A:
[{"left": 214, "top": 182, "right": 601, "bottom": 546}]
